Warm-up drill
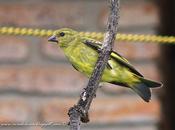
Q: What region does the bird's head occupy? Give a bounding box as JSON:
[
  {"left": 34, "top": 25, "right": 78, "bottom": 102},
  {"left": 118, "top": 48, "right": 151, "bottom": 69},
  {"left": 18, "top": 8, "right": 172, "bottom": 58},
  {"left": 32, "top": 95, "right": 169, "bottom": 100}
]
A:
[{"left": 48, "top": 28, "right": 78, "bottom": 48}]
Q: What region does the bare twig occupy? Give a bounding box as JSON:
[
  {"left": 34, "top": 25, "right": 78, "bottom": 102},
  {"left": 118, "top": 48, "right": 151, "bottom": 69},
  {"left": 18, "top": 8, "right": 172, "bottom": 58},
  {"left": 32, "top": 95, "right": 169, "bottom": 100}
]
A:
[{"left": 68, "top": 0, "right": 120, "bottom": 129}]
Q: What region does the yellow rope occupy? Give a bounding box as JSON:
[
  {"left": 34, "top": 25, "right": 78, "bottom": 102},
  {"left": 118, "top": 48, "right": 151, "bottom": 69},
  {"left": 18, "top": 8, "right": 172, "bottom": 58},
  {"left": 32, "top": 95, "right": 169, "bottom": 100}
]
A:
[{"left": 0, "top": 26, "right": 175, "bottom": 44}]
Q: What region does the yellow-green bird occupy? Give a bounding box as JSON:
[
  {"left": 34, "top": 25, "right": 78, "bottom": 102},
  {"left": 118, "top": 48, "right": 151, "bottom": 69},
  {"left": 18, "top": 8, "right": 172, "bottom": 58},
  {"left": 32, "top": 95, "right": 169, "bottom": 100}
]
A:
[{"left": 48, "top": 28, "right": 162, "bottom": 102}]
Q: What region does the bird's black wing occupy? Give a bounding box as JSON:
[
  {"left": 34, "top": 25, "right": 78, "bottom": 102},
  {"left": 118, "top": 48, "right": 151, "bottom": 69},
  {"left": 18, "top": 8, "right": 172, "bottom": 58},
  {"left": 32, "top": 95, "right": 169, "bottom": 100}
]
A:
[
  {"left": 83, "top": 39, "right": 143, "bottom": 77},
  {"left": 83, "top": 39, "right": 101, "bottom": 52}
]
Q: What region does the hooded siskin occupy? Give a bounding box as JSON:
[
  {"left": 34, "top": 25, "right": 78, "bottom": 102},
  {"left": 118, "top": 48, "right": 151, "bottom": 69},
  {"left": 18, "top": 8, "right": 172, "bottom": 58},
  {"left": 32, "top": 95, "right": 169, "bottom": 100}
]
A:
[{"left": 48, "top": 28, "right": 162, "bottom": 102}]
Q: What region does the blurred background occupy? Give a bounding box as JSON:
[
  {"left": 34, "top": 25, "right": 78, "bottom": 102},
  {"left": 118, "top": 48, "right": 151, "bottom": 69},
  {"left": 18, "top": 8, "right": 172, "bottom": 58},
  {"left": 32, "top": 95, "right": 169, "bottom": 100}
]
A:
[{"left": 0, "top": 0, "right": 173, "bottom": 130}]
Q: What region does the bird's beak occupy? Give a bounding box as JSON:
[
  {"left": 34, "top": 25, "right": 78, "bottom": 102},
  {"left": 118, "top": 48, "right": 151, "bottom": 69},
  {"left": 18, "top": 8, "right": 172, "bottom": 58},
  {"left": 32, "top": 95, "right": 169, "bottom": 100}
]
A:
[{"left": 48, "top": 35, "right": 58, "bottom": 44}]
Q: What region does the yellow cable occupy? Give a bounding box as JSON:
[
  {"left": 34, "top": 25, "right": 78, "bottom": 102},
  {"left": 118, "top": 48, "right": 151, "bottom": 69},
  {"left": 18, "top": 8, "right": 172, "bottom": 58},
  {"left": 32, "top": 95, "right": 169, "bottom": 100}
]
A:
[{"left": 0, "top": 26, "right": 175, "bottom": 44}]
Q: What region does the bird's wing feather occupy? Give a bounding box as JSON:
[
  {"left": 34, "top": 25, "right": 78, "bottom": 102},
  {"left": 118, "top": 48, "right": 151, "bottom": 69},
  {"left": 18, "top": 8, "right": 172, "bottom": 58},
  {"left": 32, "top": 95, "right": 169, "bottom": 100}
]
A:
[
  {"left": 83, "top": 39, "right": 129, "bottom": 63},
  {"left": 111, "top": 51, "right": 129, "bottom": 63},
  {"left": 111, "top": 52, "right": 143, "bottom": 77},
  {"left": 83, "top": 39, "right": 101, "bottom": 51},
  {"left": 71, "top": 64, "right": 79, "bottom": 71},
  {"left": 83, "top": 39, "right": 143, "bottom": 77}
]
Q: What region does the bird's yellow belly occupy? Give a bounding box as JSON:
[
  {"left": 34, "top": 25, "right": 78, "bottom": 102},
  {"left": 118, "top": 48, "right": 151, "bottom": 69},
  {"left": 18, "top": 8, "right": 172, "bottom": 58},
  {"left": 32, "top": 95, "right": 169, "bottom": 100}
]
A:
[
  {"left": 65, "top": 46, "right": 136, "bottom": 84},
  {"left": 70, "top": 55, "right": 134, "bottom": 84}
]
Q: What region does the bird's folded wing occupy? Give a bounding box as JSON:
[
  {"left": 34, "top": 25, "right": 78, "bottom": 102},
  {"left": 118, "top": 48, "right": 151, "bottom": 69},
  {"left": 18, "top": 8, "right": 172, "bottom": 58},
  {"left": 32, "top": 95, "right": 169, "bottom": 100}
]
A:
[
  {"left": 83, "top": 39, "right": 128, "bottom": 62},
  {"left": 83, "top": 39, "right": 143, "bottom": 77},
  {"left": 110, "top": 52, "right": 143, "bottom": 77}
]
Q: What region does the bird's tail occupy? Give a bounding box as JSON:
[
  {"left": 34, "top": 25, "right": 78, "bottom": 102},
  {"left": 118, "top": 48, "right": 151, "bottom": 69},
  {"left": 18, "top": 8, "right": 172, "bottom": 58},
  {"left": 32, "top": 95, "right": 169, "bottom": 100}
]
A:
[{"left": 130, "top": 77, "right": 162, "bottom": 102}]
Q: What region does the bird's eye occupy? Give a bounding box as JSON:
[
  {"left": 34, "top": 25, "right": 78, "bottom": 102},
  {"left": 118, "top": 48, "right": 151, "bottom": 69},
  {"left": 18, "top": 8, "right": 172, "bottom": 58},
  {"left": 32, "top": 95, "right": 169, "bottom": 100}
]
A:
[{"left": 60, "top": 32, "right": 65, "bottom": 37}]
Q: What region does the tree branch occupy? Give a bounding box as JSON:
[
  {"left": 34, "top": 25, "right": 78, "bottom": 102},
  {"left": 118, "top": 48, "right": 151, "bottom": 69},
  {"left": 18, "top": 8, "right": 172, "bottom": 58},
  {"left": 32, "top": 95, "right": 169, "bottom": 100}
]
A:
[{"left": 68, "top": 0, "right": 120, "bottom": 129}]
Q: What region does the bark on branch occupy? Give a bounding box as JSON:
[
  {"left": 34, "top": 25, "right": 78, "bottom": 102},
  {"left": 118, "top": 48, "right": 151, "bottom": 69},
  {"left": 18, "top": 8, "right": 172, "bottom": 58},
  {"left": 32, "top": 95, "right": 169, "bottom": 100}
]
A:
[{"left": 68, "top": 0, "right": 120, "bottom": 130}]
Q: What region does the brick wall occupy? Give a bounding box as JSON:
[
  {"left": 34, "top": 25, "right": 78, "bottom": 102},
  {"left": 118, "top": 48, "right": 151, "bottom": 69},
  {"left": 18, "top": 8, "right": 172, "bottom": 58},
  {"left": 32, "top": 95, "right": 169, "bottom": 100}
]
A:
[{"left": 0, "top": 0, "right": 161, "bottom": 130}]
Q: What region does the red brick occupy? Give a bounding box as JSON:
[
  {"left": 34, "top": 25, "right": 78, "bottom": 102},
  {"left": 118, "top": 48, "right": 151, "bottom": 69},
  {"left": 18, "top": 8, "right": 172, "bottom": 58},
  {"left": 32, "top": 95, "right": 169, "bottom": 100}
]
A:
[
  {"left": 98, "top": 2, "right": 158, "bottom": 28},
  {"left": 0, "top": 2, "right": 88, "bottom": 27},
  {"left": 115, "top": 42, "right": 160, "bottom": 60},
  {"left": 0, "top": 66, "right": 86, "bottom": 94},
  {"left": 134, "top": 63, "right": 160, "bottom": 81},
  {"left": 38, "top": 99, "right": 75, "bottom": 123},
  {"left": 0, "top": 100, "right": 31, "bottom": 123},
  {"left": 41, "top": 39, "right": 66, "bottom": 60},
  {"left": 0, "top": 36, "right": 28, "bottom": 62},
  {"left": 90, "top": 97, "right": 160, "bottom": 123},
  {"left": 0, "top": 1, "right": 158, "bottom": 29},
  {"left": 39, "top": 97, "right": 160, "bottom": 123}
]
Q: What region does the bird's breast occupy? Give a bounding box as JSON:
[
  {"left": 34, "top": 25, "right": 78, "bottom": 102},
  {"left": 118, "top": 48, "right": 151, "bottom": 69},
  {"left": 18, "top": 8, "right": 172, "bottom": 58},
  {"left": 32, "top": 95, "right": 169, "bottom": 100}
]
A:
[{"left": 65, "top": 45, "right": 98, "bottom": 75}]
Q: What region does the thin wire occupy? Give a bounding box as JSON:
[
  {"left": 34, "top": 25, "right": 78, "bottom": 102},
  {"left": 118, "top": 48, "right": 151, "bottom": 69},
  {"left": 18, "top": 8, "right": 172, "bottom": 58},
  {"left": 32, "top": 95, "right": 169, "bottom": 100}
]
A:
[{"left": 0, "top": 26, "right": 175, "bottom": 44}]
